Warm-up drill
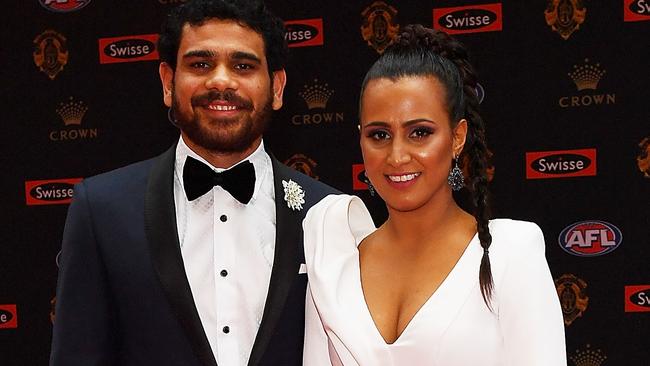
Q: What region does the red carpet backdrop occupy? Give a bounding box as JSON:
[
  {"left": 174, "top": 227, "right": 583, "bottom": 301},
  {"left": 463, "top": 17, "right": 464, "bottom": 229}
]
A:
[{"left": 1, "top": 1, "right": 649, "bottom": 364}]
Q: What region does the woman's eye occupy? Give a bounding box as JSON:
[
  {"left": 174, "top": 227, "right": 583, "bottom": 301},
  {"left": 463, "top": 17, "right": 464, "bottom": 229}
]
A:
[
  {"left": 368, "top": 130, "right": 390, "bottom": 140},
  {"left": 410, "top": 128, "right": 432, "bottom": 139}
]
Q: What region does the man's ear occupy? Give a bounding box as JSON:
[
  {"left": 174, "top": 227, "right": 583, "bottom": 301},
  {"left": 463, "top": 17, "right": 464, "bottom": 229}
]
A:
[
  {"left": 159, "top": 62, "right": 174, "bottom": 107},
  {"left": 271, "top": 69, "right": 287, "bottom": 110}
]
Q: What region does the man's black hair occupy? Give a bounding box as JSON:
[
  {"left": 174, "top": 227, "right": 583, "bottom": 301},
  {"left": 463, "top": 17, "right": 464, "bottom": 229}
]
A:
[{"left": 158, "top": 0, "right": 288, "bottom": 73}]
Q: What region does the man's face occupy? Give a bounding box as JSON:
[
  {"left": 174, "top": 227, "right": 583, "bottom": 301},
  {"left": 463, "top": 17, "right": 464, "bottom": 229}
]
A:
[{"left": 159, "top": 19, "right": 286, "bottom": 154}]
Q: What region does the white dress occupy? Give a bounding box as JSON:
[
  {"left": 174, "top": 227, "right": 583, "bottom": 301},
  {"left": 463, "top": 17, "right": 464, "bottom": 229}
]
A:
[{"left": 302, "top": 194, "right": 567, "bottom": 366}]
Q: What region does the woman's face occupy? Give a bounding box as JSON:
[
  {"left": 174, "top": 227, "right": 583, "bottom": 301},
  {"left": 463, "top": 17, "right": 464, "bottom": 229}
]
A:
[{"left": 359, "top": 76, "right": 467, "bottom": 212}]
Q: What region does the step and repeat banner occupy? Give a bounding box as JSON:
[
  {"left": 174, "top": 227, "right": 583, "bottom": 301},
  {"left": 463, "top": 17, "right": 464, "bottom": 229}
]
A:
[{"left": 1, "top": 1, "right": 648, "bottom": 364}]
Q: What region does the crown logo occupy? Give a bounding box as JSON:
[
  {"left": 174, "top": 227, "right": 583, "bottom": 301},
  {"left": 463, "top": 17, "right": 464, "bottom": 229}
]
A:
[
  {"left": 569, "top": 344, "right": 607, "bottom": 366},
  {"left": 299, "top": 79, "right": 334, "bottom": 110},
  {"left": 56, "top": 97, "right": 88, "bottom": 126},
  {"left": 568, "top": 59, "right": 606, "bottom": 91}
]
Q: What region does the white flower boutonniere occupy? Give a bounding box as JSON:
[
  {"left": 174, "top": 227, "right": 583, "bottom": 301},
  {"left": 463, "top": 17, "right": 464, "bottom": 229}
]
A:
[{"left": 282, "top": 179, "right": 305, "bottom": 211}]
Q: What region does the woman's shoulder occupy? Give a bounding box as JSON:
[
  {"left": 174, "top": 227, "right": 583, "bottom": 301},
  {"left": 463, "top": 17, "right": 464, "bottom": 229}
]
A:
[
  {"left": 303, "top": 194, "right": 375, "bottom": 248},
  {"left": 302, "top": 194, "right": 375, "bottom": 260},
  {"left": 487, "top": 218, "right": 545, "bottom": 254}
]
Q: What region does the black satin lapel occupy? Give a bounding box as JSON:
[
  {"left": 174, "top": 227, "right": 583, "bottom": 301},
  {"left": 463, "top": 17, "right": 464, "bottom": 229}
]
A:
[
  {"left": 144, "top": 145, "right": 218, "bottom": 366},
  {"left": 248, "top": 157, "right": 302, "bottom": 366}
]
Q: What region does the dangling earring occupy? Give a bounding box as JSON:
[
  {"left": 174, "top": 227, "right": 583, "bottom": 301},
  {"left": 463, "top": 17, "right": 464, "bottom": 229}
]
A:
[
  {"left": 364, "top": 172, "right": 376, "bottom": 196},
  {"left": 447, "top": 155, "right": 465, "bottom": 191}
]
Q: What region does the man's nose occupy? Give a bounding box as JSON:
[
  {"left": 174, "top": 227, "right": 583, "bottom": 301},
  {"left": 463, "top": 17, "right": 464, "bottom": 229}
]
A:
[{"left": 205, "top": 65, "right": 238, "bottom": 91}]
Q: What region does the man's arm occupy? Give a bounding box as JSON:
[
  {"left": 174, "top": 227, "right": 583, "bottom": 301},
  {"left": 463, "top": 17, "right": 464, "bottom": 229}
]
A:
[{"left": 50, "top": 182, "right": 116, "bottom": 366}]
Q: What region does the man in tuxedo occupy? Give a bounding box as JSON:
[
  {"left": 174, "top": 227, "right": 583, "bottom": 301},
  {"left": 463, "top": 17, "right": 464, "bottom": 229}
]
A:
[{"left": 49, "top": 1, "right": 337, "bottom": 365}]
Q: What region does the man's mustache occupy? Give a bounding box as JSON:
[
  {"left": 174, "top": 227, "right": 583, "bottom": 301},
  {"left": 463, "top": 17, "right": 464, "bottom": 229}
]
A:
[{"left": 191, "top": 90, "right": 253, "bottom": 110}]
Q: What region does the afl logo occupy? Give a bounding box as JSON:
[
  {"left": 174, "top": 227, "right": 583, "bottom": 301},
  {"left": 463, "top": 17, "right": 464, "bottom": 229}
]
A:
[
  {"left": 433, "top": 3, "right": 503, "bottom": 34},
  {"left": 39, "top": 0, "right": 91, "bottom": 12},
  {"left": 284, "top": 19, "right": 324, "bottom": 48},
  {"left": 558, "top": 220, "right": 622, "bottom": 257}
]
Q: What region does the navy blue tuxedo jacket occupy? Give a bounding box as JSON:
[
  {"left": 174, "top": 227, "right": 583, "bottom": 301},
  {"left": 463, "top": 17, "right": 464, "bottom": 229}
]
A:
[{"left": 50, "top": 144, "right": 338, "bottom": 366}]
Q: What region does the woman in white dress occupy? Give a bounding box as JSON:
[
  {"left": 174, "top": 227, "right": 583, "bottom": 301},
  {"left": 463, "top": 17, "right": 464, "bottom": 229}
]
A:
[{"left": 302, "top": 25, "right": 566, "bottom": 365}]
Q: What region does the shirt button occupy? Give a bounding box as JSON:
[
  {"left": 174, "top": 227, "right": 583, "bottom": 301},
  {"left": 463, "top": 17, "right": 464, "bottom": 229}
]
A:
[
  {"left": 222, "top": 326, "right": 230, "bottom": 334},
  {"left": 219, "top": 215, "right": 227, "bottom": 222},
  {"left": 220, "top": 269, "right": 228, "bottom": 277}
]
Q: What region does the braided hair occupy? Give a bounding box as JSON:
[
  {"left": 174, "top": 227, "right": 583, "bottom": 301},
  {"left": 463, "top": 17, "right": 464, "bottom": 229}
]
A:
[{"left": 360, "top": 24, "right": 494, "bottom": 308}]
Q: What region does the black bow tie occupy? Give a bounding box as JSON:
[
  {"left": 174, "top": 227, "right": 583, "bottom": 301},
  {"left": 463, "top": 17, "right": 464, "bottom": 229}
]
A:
[{"left": 182, "top": 156, "right": 256, "bottom": 204}]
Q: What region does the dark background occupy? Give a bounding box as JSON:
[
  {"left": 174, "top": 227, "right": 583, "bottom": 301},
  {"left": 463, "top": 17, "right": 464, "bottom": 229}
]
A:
[{"left": 1, "top": 1, "right": 648, "bottom": 365}]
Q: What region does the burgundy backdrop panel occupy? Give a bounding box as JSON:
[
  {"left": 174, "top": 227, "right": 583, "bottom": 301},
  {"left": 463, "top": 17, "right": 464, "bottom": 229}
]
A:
[{"left": 1, "top": 1, "right": 648, "bottom": 365}]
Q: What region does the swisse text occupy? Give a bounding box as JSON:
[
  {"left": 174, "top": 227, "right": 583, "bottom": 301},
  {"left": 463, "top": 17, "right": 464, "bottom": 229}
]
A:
[
  {"left": 105, "top": 40, "right": 154, "bottom": 58},
  {"left": 631, "top": 291, "right": 650, "bottom": 306},
  {"left": 285, "top": 25, "right": 317, "bottom": 42},
  {"left": 631, "top": 0, "right": 650, "bottom": 14},
  {"left": 525, "top": 148, "right": 596, "bottom": 179},
  {"left": 284, "top": 19, "right": 323, "bottom": 47},
  {"left": 0, "top": 305, "right": 17, "bottom": 328},
  {"left": 433, "top": 4, "right": 502, "bottom": 34},
  {"left": 441, "top": 10, "right": 495, "bottom": 29},
  {"left": 25, "top": 179, "right": 82, "bottom": 205},
  {"left": 99, "top": 34, "right": 159, "bottom": 64},
  {"left": 532, "top": 154, "right": 590, "bottom": 173},
  {"left": 0, "top": 310, "right": 13, "bottom": 324},
  {"left": 31, "top": 184, "right": 75, "bottom": 201}
]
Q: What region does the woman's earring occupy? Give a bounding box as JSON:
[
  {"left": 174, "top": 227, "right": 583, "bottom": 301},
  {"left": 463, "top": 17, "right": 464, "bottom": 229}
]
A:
[
  {"left": 447, "top": 155, "right": 465, "bottom": 191},
  {"left": 364, "top": 172, "right": 376, "bottom": 196}
]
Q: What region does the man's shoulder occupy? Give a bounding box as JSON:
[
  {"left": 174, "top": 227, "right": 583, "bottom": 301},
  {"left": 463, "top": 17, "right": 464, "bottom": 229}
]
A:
[{"left": 81, "top": 147, "right": 173, "bottom": 195}]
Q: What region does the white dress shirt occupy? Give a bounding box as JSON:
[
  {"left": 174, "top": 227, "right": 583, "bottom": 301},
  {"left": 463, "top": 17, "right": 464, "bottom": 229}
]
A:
[
  {"left": 173, "top": 136, "right": 276, "bottom": 366},
  {"left": 303, "top": 194, "right": 567, "bottom": 366}
]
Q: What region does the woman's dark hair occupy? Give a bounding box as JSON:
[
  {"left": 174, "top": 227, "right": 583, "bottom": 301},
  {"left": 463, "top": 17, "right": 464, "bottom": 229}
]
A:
[
  {"left": 360, "top": 24, "right": 494, "bottom": 308},
  {"left": 158, "top": 0, "right": 288, "bottom": 74}
]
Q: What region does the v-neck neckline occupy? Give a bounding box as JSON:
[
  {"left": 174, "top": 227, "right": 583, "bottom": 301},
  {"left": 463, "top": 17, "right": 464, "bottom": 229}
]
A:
[{"left": 355, "top": 231, "right": 479, "bottom": 346}]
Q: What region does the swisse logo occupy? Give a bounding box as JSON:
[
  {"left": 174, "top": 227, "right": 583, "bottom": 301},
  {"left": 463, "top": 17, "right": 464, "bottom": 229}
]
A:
[
  {"left": 559, "top": 220, "right": 622, "bottom": 257},
  {"left": 352, "top": 164, "right": 370, "bottom": 191},
  {"left": 25, "top": 178, "right": 82, "bottom": 206},
  {"left": 99, "top": 34, "right": 159, "bottom": 64},
  {"left": 526, "top": 148, "right": 596, "bottom": 179},
  {"left": 39, "top": 0, "right": 91, "bottom": 12},
  {"left": 0, "top": 305, "right": 17, "bottom": 329},
  {"left": 625, "top": 285, "right": 650, "bottom": 312},
  {"left": 285, "top": 19, "right": 324, "bottom": 47},
  {"left": 624, "top": 0, "right": 650, "bottom": 21},
  {"left": 433, "top": 3, "right": 502, "bottom": 34}
]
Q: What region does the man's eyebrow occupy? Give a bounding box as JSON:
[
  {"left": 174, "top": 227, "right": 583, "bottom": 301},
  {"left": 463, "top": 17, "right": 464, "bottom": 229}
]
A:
[
  {"left": 231, "top": 51, "right": 261, "bottom": 64},
  {"left": 182, "top": 50, "right": 216, "bottom": 59}
]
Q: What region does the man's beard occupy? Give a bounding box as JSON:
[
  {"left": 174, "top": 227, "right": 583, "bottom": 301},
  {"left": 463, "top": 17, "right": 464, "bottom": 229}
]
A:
[{"left": 171, "top": 88, "right": 273, "bottom": 153}]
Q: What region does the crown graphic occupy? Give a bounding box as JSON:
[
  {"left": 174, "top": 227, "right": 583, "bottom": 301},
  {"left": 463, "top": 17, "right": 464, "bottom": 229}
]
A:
[
  {"left": 299, "top": 79, "right": 334, "bottom": 109},
  {"left": 569, "top": 344, "right": 607, "bottom": 366},
  {"left": 56, "top": 97, "right": 88, "bottom": 126},
  {"left": 568, "top": 59, "right": 606, "bottom": 91}
]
